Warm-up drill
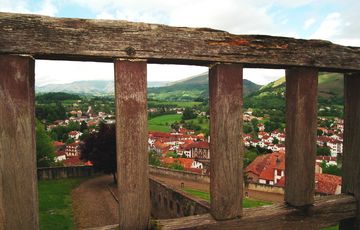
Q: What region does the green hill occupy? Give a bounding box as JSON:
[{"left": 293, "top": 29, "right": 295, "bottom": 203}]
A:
[
  {"left": 148, "top": 72, "right": 262, "bottom": 101},
  {"left": 244, "top": 72, "right": 344, "bottom": 118}
]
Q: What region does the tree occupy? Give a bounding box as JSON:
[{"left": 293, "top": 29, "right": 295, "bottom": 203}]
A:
[
  {"left": 81, "top": 123, "right": 117, "bottom": 184},
  {"left": 166, "top": 151, "right": 178, "bottom": 158},
  {"left": 243, "top": 123, "right": 253, "bottom": 134},
  {"left": 36, "top": 120, "right": 56, "bottom": 167},
  {"left": 169, "top": 160, "right": 184, "bottom": 170},
  {"left": 182, "top": 107, "right": 197, "bottom": 120},
  {"left": 320, "top": 161, "right": 341, "bottom": 176},
  {"left": 149, "top": 150, "right": 161, "bottom": 166},
  {"left": 317, "top": 147, "right": 331, "bottom": 156},
  {"left": 272, "top": 137, "right": 279, "bottom": 145}
]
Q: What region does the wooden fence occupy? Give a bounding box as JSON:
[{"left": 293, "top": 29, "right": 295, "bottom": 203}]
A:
[{"left": 0, "top": 12, "right": 359, "bottom": 229}]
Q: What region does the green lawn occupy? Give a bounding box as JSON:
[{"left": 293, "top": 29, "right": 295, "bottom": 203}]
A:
[
  {"left": 38, "top": 178, "right": 85, "bottom": 230},
  {"left": 182, "top": 188, "right": 272, "bottom": 208},
  {"left": 148, "top": 114, "right": 182, "bottom": 132}
]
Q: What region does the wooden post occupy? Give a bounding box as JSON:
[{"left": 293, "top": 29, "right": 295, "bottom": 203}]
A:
[
  {"left": 340, "top": 72, "right": 360, "bottom": 229},
  {"left": 285, "top": 67, "right": 318, "bottom": 207},
  {"left": 209, "top": 63, "right": 243, "bottom": 220},
  {"left": 114, "top": 59, "right": 150, "bottom": 229},
  {"left": 0, "top": 55, "right": 38, "bottom": 230}
]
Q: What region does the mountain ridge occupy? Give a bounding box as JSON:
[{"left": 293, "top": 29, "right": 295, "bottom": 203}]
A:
[{"left": 36, "top": 72, "right": 262, "bottom": 99}]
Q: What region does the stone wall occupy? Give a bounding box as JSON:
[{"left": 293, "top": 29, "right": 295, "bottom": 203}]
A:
[
  {"left": 246, "top": 183, "right": 285, "bottom": 195},
  {"left": 149, "top": 177, "right": 209, "bottom": 219},
  {"left": 37, "top": 166, "right": 95, "bottom": 180},
  {"left": 149, "top": 166, "right": 210, "bottom": 184}
]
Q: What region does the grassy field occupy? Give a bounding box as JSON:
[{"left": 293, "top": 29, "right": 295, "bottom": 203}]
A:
[
  {"left": 38, "top": 178, "right": 85, "bottom": 230},
  {"left": 182, "top": 188, "right": 272, "bottom": 208},
  {"left": 148, "top": 114, "right": 182, "bottom": 132}
]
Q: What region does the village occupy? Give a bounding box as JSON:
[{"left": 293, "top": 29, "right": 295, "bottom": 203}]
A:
[{"left": 47, "top": 103, "right": 344, "bottom": 196}]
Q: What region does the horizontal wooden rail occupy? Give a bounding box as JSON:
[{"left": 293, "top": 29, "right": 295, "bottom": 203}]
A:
[
  {"left": 158, "top": 194, "right": 356, "bottom": 229},
  {"left": 83, "top": 195, "right": 357, "bottom": 230},
  {"left": 1, "top": 12, "right": 360, "bottom": 71}
]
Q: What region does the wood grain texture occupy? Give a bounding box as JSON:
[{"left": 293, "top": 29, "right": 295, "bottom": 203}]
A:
[
  {"left": 285, "top": 67, "right": 318, "bottom": 207},
  {"left": 0, "top": 55, "right": 38, "bottom": 230},
  {"left": 340, "top": 72, "right": 360, "bottom": 230},
  {"left": 84, "top": 195, "right": 357, "bottom": 230},
  {"left": 114, "top": 60, "right": 150, "bottom": 229},
  {"left": 0, "top": 12, "right": 360, "bottom": 71},
  {"left": 158, "top": 195, "right": 356, "bottom": 230},
  {"left": 209, "top": 64, "right": 243, "bottom": 220}
]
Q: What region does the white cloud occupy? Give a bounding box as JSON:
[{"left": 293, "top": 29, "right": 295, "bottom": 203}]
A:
[
  {"left": 35, "top": 60, "right": 208, "bottom": 86},
  {"left": 36, "top": 0, "right": 58, "bottom": 16},
  {"left": 96, "top": 11, "right": 115, "bottom": 20},
  {"left": 35, "top": 60, "right": 113, "bottom": 86},
  {"left": 0, "top": 0, "right": 57, "bottom": 16},
  {"left": 244, "top": 69, "right": 284, "bottom": 85},
  {"left": 310, "top": 12, "right": 341, "bottom": 40},
  {"left": 304, "top": 18, "right": 316, "bottom": 30}
]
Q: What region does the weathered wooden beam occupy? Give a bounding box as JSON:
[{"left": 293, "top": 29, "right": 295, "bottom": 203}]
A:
[
  {"left": 114, "top": 60, "right": 150, "bottom": 229},
  {"left": 0, "top": 55, "right": 38, "bottom": 230},
  {"left": 157, "top": 194, "right": 356, "bottom": 229},
  {"left": 1, "top": 12, "right": 360, "bottom": 71},
  {"left": 209, "top": 64, "right": 243, "bottom": 220},
  {"left": 340, "top": 72, "right": 360, "bottom": 229},
  {"left": 285, "top": 67, "right": 318, "bottom": 207}
]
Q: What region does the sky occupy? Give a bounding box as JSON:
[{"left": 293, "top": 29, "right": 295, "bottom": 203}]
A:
[{"left": 1, "top": 0, "right": 359, "bottom": 86}]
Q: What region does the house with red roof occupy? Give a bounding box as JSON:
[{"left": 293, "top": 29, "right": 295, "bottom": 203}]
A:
[
  {"left": 189, "top": 141, "right": 210, "bottom": 159},
  {"left": 68, "top": 130, "right": 82, "bottom": 140},
  {"left": 257, "top": 123, "right": 265, "bottom": 131},
  {"left": 245, "top": 151, "right": 285, "bottom": 185},
  {"left": 276, "top": 173, "right": 341, "bottom": 195}
]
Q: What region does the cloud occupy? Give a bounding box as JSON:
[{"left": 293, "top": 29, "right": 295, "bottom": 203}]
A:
[
  {"left": 35, "top": 60, "right": 114, "bottom": 86},
  {"left": 0, "top": 0, "right": 57, "bottom": 16},
  {"left": 95, "top": 11, "right": 115, "bottom": 20},
  {"left": 304, "top": 18, "right": 316, "bottom": 30},
  {"left": 244, "top": 69, "right": 284, "bottom": 85},
  {"left": 35, "top": 60, "right": 208, "bottom": 86},
  {"left": 310, "top": 12, "right": 341, "bottom": 40}
]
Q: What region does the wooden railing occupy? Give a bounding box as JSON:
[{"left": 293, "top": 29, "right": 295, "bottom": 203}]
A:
[{"left": 0, "top": 12, "right": 359, "bottom": 230}]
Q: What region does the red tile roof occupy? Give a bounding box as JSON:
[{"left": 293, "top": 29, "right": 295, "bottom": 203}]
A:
[
  {"left": 189, "top": 141, "right": 209, "bottom": 149},
  {"left": 276, "top": 173, "right": 341, "bottom": 195},
  {"left": 161, "top": 157, "right": 194, "bottom": 169},
  {"left": 63, "top": 156, "right": 84, "bottom": 166},
  {"left": 53, "top": 141, "right": 65, "bottom": 147},
  {"left": 245, "top": 151, "right": 285, "bottom": 181},
  {"left": 315, "top": 173, "right": 341, "bottom": 195}
]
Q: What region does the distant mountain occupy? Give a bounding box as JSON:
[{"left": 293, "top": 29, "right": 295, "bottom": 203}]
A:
[
  {"left": 148, "top": 81, "right": 171, "bottom": 88},
  {"left": 36, "top": 80, "right": 171, "bottom": 95},
  {"left": 244, "top": 72, "right": 344, "bottom": 110},
  {"left": 148, "top": 72, "right": 262, "bottom": 101},
  {"left": 36, "top": 73, "right": 262, "bottom": 100},
  {"left": 36, "top": 80, "right": 114, "bottom": 95}
]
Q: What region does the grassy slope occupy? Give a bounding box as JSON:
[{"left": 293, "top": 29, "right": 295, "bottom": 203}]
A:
[
  {"left": 148, "top": 73, "right": 262, "bottom": 101},
  {"left": 148, "top": 114, "right": 182, "bottom": 132},
  {"left": 182, "top": 188, "right": 272, "bottom": 208},
  {"left": 38, "top": 178, "right": 85, "bottom": 230}
]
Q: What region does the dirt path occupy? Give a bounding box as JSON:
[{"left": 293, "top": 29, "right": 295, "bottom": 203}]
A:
[
  {"left": 71, "top": 174, "right": 283, "bottom": 229},
  {"left": 72, "top": 175, "right": 118, "bottom": 229}
]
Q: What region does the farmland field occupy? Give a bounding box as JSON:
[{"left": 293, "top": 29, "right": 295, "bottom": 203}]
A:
[{"left": 148, "top": 114, "right": 182, "bottom": 132}]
